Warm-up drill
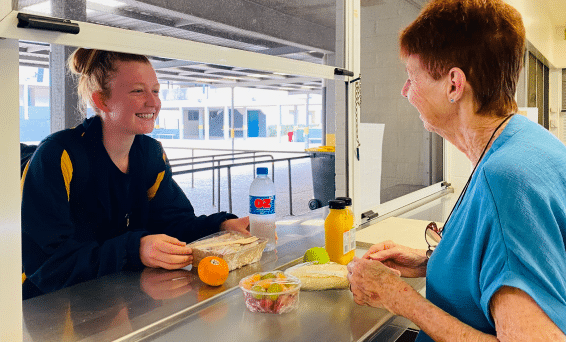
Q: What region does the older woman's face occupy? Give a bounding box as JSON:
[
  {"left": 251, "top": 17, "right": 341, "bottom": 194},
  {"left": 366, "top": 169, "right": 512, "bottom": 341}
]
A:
[{"left": 401, "top": 55, "right": 449, "bottom": 133}]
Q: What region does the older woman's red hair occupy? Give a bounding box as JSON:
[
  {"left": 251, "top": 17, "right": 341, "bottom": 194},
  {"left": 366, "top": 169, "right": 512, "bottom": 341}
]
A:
[{"left": 399, "top": 0, "right": 526, "bottom": 117}]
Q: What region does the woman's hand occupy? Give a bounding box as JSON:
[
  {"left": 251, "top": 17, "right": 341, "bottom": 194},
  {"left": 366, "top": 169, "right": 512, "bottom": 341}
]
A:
[
  {"left": 139, "top": 234, "right": 193, "bottom": 269},
  {"left": 220, "top": 217, "right": 251, "bottom": 236},
  {"left": 363, "top": 240, "right": 428, "bottom": 278},
  {"left": 140, "top": 268, "right": 195, "bottom": 300},
  {"left": 347, "top": 257, "right": 417, "bottom": 315}
]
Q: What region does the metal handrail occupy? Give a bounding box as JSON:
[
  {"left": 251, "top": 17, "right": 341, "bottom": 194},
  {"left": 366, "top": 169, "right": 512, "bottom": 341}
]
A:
[
  {"left": 168, "top": 151, "right": 250, "bottom": 162},
  {"left": 169, "top": 149, "right": 301, "bottom": 187},
  {"left": 170, "top": 154, "right": 276, "bottom": 172},
  {"left": 170, "top": 151, "right": 278, "bottom": 206},
  {"left": 169, "top": 151, "right": 310, "bottom": 215},
  {"left": 166, "top": 146, "right": 308, "bottom": 154}
]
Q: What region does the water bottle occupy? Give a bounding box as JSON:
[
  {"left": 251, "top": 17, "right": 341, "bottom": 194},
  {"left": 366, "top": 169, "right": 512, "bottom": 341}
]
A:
[{"left": 249, "top": 167, "right": 276, "bottom": 251}]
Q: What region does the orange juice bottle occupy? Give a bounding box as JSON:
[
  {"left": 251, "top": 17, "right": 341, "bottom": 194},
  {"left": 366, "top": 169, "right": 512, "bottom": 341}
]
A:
[
  {"left": 335, "top": 197, "right": 353, "bottom": 222},
  {"left": 325, "top": 200, "right": 355, "bottom": 264}
]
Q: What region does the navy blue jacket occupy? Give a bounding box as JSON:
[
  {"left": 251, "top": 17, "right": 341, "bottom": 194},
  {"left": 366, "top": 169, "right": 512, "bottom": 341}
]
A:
[{"left": 21, "top": 116, "right": 236, "bottom": 299}]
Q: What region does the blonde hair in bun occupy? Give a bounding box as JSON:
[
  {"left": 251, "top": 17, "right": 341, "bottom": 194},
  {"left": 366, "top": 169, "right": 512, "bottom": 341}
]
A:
[{"left": 68, "top": 48, "right": 151, "bottom": 114}]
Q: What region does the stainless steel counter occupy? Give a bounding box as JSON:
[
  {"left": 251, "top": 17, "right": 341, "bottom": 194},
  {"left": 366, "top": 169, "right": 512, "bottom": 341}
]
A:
[{"left": 23, "top": 191, "right": 456, "bottom": 342}]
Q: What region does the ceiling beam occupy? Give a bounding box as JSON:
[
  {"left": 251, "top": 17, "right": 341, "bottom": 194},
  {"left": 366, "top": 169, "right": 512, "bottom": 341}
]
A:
[{"left": 124, "top": 0, "right": 335, "bottom": 53}]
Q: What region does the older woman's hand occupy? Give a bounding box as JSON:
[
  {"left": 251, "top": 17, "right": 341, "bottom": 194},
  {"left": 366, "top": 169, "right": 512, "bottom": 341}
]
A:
[
  {"left": 347, "top": 257, "right": 418, "bottom": 315},
  {"left": 363, "top": 240, "right": 428, "bottom": 278}
]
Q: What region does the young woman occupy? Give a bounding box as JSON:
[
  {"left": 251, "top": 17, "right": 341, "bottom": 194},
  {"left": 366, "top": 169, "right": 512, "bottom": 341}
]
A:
[{"left": 21, "top": 48, "right": 249, "bottom": 299}]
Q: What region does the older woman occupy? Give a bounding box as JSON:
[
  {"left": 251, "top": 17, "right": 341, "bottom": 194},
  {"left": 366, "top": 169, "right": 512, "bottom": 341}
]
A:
[
  {"left": 347, "top": 0, "right": 566, "bottom": 341},
  {"left": 21, "top": 49, "right": 249, "bottom": 299}
]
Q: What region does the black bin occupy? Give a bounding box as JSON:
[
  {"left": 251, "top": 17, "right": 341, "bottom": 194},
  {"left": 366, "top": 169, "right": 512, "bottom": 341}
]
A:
[{"left": 308, "top": 151, "right": 335, "bottom": 210}]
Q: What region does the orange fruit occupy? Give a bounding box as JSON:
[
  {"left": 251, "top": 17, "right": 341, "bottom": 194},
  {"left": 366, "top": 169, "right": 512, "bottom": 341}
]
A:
[{"left": 198, "top": 256, "right": 229, "bottom": 286}]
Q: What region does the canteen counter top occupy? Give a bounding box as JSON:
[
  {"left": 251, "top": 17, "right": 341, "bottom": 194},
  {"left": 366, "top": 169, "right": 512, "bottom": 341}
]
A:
[{"left": 23, "top": 190, "right": 455, "bottom": 342}]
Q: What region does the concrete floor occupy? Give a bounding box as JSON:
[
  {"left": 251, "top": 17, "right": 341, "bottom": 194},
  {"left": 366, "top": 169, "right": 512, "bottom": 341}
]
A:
[{"left": 161, "top": 137, "right": 321, "bottom": 220}]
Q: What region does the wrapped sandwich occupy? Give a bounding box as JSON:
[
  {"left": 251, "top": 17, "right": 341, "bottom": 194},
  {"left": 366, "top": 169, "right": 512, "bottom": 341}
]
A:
[
  {"left": 285, "top": 262, "right": 349, "bottom": 291},
  {"left": 188, "top": 232, "right": 267, "bottom": 271}
]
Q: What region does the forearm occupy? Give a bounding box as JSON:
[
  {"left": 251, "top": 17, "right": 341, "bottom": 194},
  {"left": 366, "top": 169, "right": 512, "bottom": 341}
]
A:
[{"left": 399, "top": 289, "right": 498, "bottom": 342}]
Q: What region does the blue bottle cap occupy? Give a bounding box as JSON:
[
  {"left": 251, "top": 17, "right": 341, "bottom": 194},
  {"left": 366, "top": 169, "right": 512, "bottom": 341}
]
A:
[{"left": 256, "top": 167, "right": 268, "bottom": 175}]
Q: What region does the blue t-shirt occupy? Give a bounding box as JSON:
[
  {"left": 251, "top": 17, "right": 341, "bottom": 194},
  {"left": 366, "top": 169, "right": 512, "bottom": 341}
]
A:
[{"left": 417, "top": 115, "right": 566, "bottom": 341}]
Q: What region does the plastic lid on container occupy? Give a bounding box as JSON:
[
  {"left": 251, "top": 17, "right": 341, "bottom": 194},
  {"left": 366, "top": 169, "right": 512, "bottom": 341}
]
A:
[
  {"left": 256, "top": 167, "right": 268, "bottom": 175},
  {"left": 328, "top": 200, "right": 346, "bottom": 209},
  {"left": 335, "top": 197, "right": 352, "bottom": 206}
]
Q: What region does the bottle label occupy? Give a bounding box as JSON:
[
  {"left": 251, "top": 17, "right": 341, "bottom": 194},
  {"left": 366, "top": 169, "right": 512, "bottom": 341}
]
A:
[
  {"left": 350, "top": 228, "right": 356, "bottom": 252},
  {"left": 249, "top": 195, "right": 275, "bottom": 215},
  {"left": 342, "top": 229, "right": 356, "bottom": 254}
]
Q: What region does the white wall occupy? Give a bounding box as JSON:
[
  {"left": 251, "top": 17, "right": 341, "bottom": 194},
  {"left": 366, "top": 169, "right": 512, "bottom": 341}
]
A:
[
  {"left": 505, "top": 0, "right": 566, "bottom": 69},
  {"left": 360, "top": 0, "right": 428, "bottom": 195}
]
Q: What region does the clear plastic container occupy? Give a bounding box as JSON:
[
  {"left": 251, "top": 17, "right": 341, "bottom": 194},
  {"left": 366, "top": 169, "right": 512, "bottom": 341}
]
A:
[
  {"left": 249, "top": 167, "right": 276, "bottom": 251},
  {"left": 239, "top": 271, "right": 301, "bottom": 314}
]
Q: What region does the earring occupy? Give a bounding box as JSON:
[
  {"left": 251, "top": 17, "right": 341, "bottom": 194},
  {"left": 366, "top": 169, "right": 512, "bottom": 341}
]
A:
[{"left": 450, "top": 98, "right": 455, "bottom": 103}]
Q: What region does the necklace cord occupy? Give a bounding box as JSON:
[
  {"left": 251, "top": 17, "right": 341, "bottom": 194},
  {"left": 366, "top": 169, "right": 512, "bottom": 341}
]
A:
[{"left": 440, "top": 114, "right": 514, "bottom": 235}]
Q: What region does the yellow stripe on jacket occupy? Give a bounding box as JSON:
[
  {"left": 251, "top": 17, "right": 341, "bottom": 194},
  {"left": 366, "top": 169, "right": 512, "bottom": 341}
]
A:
[
  {"left": 21, "top": 150, "right": 74, "bottom": 284},
  {"left": 147, "top": 153, "right": 167, "bottom": 201},
  {"left": 21, "top": 161, "right": 31, "bottom": 284},
  {"left": 147, "top": 171, "right": 165, "bottom": 201},
  {"left": 21, "top": 161, "right": 30, "bottom": 197},
  {"left": 60, "top": 150, "right": 73, "bottom": 201}
]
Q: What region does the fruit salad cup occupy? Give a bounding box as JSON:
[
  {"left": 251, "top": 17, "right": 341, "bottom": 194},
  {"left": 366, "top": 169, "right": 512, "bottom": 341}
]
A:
[{"left": 239, "top": 271, "right": 301, "bottom": 314}]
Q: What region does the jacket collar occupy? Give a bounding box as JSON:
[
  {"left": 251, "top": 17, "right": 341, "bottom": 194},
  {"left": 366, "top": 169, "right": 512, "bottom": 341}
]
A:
[{"left": 80, "top": 115, "right": 103, "bottom": 142}]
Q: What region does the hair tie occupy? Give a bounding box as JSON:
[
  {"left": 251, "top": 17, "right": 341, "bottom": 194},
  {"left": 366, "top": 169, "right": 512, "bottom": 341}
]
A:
[{"left": 84, "top": 49, "right": 97, "bottom": 76}]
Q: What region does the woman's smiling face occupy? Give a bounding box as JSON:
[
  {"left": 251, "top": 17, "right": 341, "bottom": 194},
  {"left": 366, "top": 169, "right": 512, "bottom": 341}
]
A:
[
  {"left": 100, "top": 60, "right": 161, "bottom": 136},
  {"left": 401, "top": 54, "right": 449, "bottom": 134}
]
